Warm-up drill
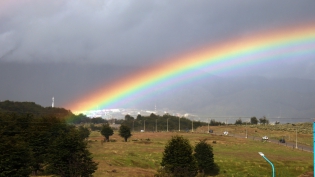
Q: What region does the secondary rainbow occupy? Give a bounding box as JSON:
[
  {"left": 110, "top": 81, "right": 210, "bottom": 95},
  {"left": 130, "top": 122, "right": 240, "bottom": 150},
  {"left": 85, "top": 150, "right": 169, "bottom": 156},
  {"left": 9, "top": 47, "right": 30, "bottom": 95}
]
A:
[{"left": 67, "top": 23, "right": 315, "bottom": 113}]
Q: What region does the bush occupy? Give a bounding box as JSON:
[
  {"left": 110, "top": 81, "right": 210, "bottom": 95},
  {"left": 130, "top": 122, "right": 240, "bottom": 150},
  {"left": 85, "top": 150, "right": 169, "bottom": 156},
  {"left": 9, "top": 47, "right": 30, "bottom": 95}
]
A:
[
  {"left": 194, "top": 139, "right": 219, "bottom": 176},
  {"left": 158, "top": 135, "right": 197, "bottom": 177},
  {"left": 119, "top": 125, "right": 132, "bottom": 142}
]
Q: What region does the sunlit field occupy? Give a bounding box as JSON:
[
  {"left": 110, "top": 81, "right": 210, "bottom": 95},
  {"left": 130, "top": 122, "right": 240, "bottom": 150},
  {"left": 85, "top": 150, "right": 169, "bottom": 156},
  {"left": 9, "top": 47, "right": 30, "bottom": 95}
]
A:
[{"left": 87, "top": 124, "right": 313, "bottom": 177}]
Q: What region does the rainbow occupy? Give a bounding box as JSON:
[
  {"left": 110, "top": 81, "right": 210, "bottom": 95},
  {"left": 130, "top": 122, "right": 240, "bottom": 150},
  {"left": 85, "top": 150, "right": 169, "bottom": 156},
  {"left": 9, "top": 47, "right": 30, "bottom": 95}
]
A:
[{"left": 67, "top": 23, "right": 315, "bottom": 114}]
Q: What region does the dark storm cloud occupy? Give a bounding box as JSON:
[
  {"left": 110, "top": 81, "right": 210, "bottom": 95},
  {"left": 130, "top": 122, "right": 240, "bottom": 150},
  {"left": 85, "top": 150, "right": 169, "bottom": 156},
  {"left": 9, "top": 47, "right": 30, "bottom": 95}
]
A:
[
  {"left": 1, "top": 0, "right": 314, "bottom": 66},
  {"left": 1, "top": 0, "right": 315, "bottom": 115}
]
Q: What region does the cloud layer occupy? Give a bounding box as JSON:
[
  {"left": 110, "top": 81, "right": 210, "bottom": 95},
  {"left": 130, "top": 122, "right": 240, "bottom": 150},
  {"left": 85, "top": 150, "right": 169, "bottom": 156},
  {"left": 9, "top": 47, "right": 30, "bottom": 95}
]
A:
[{"left": 1, "top": 0, "right": 315, "bottom": 66}]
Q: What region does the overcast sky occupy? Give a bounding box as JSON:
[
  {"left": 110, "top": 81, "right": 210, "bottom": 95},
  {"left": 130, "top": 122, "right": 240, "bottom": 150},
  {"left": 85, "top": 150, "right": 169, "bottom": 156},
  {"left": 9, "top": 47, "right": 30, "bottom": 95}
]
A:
[{"left": 1, "top": 0, "right": 315, "bottom": 109}]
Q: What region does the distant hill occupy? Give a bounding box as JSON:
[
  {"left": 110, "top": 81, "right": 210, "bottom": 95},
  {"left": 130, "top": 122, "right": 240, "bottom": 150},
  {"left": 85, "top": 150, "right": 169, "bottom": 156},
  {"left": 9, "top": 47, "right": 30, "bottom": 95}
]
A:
[{"left": 0, "top": 100, "right": 73, "bottom": 118}]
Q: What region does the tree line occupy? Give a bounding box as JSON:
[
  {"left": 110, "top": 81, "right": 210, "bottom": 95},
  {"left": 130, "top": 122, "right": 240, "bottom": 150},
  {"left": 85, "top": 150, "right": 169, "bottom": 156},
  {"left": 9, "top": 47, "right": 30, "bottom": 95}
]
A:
[{"left": 234, "top": 116, "right": 272, "bottom": 125}]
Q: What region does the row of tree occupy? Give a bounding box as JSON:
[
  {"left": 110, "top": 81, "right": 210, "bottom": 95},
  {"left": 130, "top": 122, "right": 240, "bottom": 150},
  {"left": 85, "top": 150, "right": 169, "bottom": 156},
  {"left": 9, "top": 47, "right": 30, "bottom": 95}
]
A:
[
  {"left": 100, "top": 124, "right": 132, "bottom": 142},
  {"left": 235, "top": 116, "right": 271, "bottom": 125},
  {"left": 0, "top": 112, "right": 98, "bottom": 177},
  {"left": 122, "top": 113, "right": 211, "bottom": 132}
]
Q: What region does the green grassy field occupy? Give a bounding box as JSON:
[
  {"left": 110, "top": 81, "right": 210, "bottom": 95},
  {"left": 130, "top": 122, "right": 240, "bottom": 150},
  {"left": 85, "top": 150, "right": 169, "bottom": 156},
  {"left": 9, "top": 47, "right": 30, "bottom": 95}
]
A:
[{"left": 87, "top": 125, "right": 313, "bottom": 177}]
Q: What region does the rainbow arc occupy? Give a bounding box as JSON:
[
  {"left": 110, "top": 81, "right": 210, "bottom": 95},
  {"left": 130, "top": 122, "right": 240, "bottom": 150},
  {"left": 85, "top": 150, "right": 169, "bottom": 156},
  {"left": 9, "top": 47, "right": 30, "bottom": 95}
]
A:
[{"left": 66, "top": 23, "right": 315, "bottom": 114}]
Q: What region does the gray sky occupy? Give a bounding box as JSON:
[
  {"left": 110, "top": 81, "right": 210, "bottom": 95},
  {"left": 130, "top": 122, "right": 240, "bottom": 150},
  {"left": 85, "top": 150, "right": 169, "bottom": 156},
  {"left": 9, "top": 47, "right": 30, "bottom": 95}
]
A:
[{"left": 1, "top": 0, "right": 315, "bottom": 111}]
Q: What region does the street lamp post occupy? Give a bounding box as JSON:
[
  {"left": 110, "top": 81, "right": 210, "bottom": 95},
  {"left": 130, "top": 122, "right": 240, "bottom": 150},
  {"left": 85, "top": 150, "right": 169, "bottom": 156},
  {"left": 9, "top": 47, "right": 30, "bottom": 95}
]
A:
[
  {"left": 245, "top": 121, "right": 248, "bottom": 138},
  {"left": 167, "top": 118, "right": 169, "bottom": 132},
  {"left": 192, "top": 119, "right": 194, "bottom": 132},
  {"left": 144, "top": 120, "right": 146, "bottom": 132},
  {"left": 258, "top": 152, "right": 275, "bottom": 177},
  {"left": 208, "top": 118, "right": 210, "bottom": 133},
  {"left": 295, "top": 128, "right": 298, "bottom": 149}
]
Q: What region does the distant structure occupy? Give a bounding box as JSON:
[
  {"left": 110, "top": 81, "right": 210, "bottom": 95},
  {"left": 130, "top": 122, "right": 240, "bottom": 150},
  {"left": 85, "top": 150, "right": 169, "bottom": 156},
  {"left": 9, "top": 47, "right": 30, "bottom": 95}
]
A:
[{"left": 52, "top": 97, "right": 54, "bottom": 108}]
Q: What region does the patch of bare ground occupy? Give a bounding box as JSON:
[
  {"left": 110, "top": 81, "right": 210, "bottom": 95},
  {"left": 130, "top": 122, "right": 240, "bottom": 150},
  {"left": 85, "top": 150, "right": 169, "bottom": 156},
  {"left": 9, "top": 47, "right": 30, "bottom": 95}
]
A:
[
  {"left": 97, "top": 166, "right": 156, "bottom": 177},
  {"left": 299, "top": 171, "right": 314, "bottom": 177}
]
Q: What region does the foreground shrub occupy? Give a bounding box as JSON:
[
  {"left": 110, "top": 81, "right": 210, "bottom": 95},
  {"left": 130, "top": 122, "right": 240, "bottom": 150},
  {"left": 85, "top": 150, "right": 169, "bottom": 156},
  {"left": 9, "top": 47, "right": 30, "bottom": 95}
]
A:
[
  {"left": 194, "top": 139, "right": 220, "bottom": 176},
  {"left": 158, "top": 135, "right": 197, "bottom": 177}
]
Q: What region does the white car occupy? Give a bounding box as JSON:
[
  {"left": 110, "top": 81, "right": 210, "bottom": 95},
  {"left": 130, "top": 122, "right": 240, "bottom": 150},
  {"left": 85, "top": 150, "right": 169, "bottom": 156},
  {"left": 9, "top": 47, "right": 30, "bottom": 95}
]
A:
[{"left": 262, "top": 136, "right": 269, "bottom": 140}]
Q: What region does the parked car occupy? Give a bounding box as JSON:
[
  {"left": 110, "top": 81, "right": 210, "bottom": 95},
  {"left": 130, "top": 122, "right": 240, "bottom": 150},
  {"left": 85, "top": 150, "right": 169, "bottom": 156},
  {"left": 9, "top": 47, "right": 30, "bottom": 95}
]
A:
[
  {"left": 279, "top": 138, "right": 285, "bottom": 143},
  {"left": 262, "top": 136, "right": 269, "bottom": 140}
]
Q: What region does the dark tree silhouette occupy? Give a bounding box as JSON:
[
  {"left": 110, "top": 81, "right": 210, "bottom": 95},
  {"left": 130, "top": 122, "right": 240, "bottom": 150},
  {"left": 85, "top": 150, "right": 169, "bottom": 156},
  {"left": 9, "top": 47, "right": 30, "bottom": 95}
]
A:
[
  {"left": 160, "top": 135, "right": 197, "bottom": 177},
  {"left": 100, "top": 124, "right": 114, "bottom": 142},
  {"left": 194, "top": 139, "right": 219, "bottom": 175},
  {"left": 119, "top": 125, "right": 132, "bottom": 142}
]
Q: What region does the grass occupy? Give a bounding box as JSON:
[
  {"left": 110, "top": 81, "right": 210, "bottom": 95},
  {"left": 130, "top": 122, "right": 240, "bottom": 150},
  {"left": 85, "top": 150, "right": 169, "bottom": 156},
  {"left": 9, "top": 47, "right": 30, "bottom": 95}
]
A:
[
  {"left": 198, "top": 124, "right": 313, "bottom": 147},
  {"left": 87, "top": 125, "right": 313, "bottom": 177}
]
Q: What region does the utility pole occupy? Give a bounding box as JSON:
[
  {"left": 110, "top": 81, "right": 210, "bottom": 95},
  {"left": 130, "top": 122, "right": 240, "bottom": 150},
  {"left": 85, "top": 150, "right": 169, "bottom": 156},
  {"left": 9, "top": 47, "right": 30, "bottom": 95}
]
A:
[
  {"left": 295, "top": 128, "right": 298, "bottom": 149},
  {"left": 192, "top": 119, "right": 194, "bottom": 132},
  {"left": 179, "top": 117, "right": 180, "bottom": 132},
  {"left": 167, "top": 118, "right": 169, "bottom": 132},
  {"left": 246, "top": 121, "right": 248, "bottom": 138},
  {"left": 208, "top": 118, "right": 210, "bottom": 133},
  {"left": 144, "top": 120, "right": 146, "bottom": 132}
]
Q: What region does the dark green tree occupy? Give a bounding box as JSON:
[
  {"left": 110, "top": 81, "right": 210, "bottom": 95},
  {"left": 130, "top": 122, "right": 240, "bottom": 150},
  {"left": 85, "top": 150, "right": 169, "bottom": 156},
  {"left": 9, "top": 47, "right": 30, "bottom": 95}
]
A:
[
  {"left": 28, "top": 116, "right": 68, "bottom": 175},
  {"left": 46, "top": 127, "right": 98, "bottom": 177},
  {"left": 259, "top": 116, "right": 269, "bottom": 125},
  {"left": 0, "top": 113, "right": 33, "bottom": 177},
  {"left": 160, "top": 135, "right": 197, "bottom": 177},
  {"left": 125, "top": 114, "right": 134, "bottom": 121},
  {"left": 0, "top": 136, "right": 32, "bottom": 177},
  {"left": 235, "top": 118, "right": 242, "bottom": 125},
  {"left": 250, "top": 117, "right": 258, "bottom": 124},
  {"left": 78, "top": 126, "right": 90, "bottom": 140},
  {"left": 194, "top": 139, "right": 219, "bottom": 175},
  {"left": 91, "top": 117, "right": 106, "bottom": 124},
  {"left": 0, "top": 103, "right": 98, "bottom": 177},
  {"left": 119, "top": 125, "right": 132, "bottom": 142},
  {"left": 100, "top": 124, "right": 114, "bottom": 142}
]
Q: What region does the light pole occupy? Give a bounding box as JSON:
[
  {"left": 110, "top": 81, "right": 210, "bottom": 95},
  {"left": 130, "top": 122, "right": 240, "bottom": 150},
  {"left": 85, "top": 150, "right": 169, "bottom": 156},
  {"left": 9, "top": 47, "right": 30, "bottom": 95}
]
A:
[
  {"left": 258, "top": 152, "right": 275, "bottom": 177},
  {"left": 192, "top": 119, "right": 194, "bottom": 132},
  {"left": 144, "top": 120, "right": 146, "bottom": 132},
  {"left": 208, "top": 118, "right": 210, "bottom": 133},
  {"left": 167, "top": 118, "right": 169, "bottom": 132},
  {"left": 295, "top": 128, "right": 298, "bottom": 149},
  {"left": 245, "top": 121, "right": 248, "bottom": 138}
]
